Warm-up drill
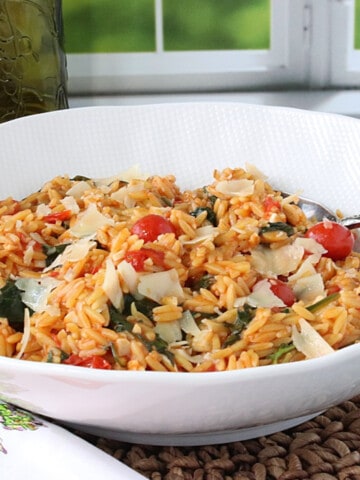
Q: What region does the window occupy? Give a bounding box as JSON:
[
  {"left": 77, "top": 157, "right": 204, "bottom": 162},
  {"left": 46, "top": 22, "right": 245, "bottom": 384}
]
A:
[
  {"left": 62, "top": 0, "right": 360, "bottom": 95},
  {"left": 330, "top": 0, "right": 360, "bottom": 87}
]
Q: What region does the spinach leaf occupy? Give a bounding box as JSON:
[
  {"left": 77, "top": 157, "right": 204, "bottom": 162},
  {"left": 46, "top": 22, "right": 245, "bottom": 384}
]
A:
[
  {"left": 259, "top": 222, "right": 295, "bottom": 237},
  {"left": 70, "top": 175, "right": 91, "bottom": 181},
  {"left": 202, "top": 187, "right": 217, "bottom": 206},
  {"left": 0, "top": 280, "right": 27, "bottom": 332},
  {"left": 190, "top": 207, "right": 217, "bottom": 226},
  {"left": 192, "top": 274, "right": 216, "bottom": 291},
  {"left": 132, "top": 296, "right": 160, "bottom": 320},
  {"left": 137, "top": 333, "right": 174, "bottom": 363},
  {"left": 224, "top": 304, "right": 256, "bottom": 347},
  {"left": 109, "top": 304, "right": 133, "bottom": 333},
  {"left": 46, "top": 349, "right": 69, "bottom": 363},
  {"left": 268, "top": 343, "right": 295, "bottom": 364},
  {"left": 42, "top": 244, "right": 68, "bottom": 267},
  {"left": 109, "top": 301, "right": 174, "bottom": 364}
]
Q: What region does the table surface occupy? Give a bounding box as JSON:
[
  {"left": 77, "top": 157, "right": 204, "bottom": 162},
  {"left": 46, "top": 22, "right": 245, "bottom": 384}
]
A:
[{"left": 72, "top": 396, "right": 360, "bottom": 480}]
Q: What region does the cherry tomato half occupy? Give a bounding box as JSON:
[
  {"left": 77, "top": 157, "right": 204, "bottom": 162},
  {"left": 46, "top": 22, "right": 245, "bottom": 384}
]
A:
[
  {"left": 263, "top": 195, "right": 281, "bottom": 214},
  {"left": 124, "top": 248, "right": 166, "bottom": 272},
  {"left": 269, "top": 279, "right": 296, "bottom": 307},
  {"left": 130, "top": 214, "right": 176, "bottom": 242},
  {"left": 64, "top": 354, "right": 112, "bottom": 370},
  {"left": 305, "top": 221, "right": 354, "bottom": 261},
  {"left": 43, "top": 210, "right": 72, "bottom": 224}
]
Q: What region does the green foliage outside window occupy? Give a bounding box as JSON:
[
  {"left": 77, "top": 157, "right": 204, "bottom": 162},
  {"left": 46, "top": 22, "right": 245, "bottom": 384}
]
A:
[
  {"left": 356, "top": 0, "right": 360, "bottom": 49},
  {"left": 62, "top": 0, "right": 270, "bottom": 54}
]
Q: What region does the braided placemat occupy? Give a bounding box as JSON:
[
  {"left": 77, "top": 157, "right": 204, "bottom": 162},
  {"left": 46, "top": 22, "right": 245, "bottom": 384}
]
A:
[{"left": 75, "top": 396, "right": 360, "bottom": 480}]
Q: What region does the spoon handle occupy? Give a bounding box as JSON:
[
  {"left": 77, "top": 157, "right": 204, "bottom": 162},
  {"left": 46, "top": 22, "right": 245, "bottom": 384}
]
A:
[{"left": 340, "top": 216, "right": 360, "bottom": 230}]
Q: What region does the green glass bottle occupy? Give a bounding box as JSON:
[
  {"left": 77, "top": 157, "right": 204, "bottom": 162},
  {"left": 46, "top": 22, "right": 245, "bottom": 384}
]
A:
[{"left": 0, "top": 0, "right": 68, "bottom": 122}]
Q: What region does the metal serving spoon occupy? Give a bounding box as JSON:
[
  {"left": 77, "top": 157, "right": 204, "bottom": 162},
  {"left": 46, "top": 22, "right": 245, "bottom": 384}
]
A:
[{"left": 282, "top": 193, "right": 360, "bottom": 230}]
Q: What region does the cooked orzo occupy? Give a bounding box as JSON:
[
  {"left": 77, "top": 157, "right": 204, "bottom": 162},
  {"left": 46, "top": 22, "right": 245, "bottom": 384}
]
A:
[{"left": 0, "top": 165, "right": 359, "bottom": 372}]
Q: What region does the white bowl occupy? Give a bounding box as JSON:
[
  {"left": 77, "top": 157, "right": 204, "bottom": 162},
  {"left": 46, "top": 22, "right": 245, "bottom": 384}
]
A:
[{"left": 1, "top": 103, "right": 360, "bottom": 446}]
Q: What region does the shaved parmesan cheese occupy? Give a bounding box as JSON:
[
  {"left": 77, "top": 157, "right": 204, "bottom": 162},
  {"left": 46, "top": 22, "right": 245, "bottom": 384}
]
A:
[
  {"left": 16, "top": 309, "right": 31, "bottom": 359},
  {"left": 118, "top": 260, "right": 139, "bottom": 294},
  {"left": 23, "top": 244, "right": 34, "bottom": 266},
  {"left": 245, "top": 163, "right": 268, "bottom": 180},
  {"left": 155, "top": 321, "right": 182, "bottom": 343},
  {"left": 292, "top": 273, "right": 325, "bottom": 303},
  {"left": 251, "top": 244, "right": 304, "bottom": 276},
  {"left": 70, "top": 203, "right": 114, "bottom": 238},
  {"left": 247, "top": 279, "right": 286, "bottom": 308},
  {"left": 61, "top": 196, "right": 80, "bottom": 214},
  {"left": 95, "top": 165, "right": 147, "bottom": 186},
  {"left": 137, "top": 269, "right": 184, "bottom": 303},
  {"left": 288, "top": 257, "right": 317, "bottom": 283},
  {"left": 111, "top": 182, "right": 144, "bottom": 209},
  {"left": 15, "top": 277, "right": 60, "bottom": 313},
  {"left": 180, "top": 310, "right": 201, "bottom": 336},
  {"left": 103, "top": 258, "right": 123, "bottom": 310},
  {"left": 215, "top": 179, "right": 254, "bottom": 197},
  {"left": 30, "top": 232, "right": 47, "bottom": 245},
  {"left": 292, "top": 318, "right": 334, "bottom": 359},
  {"left": 66, "top": 181, "right": 92, "bottom": 199},
  {"left": 44, "top": 238, "right": 96, "bottom": 271},
  {"left": 294, "top": 237, "right": 327, "bottom": 255},
  {"left": 233, "top": 296, "right": 247, "bottom": 308},
  {"left": 36, "top": 203, "right": 51, "bottom": 218},
  {"left": 182, "top": 226, "right": 218, "bottom": 245},
  {"left": 192, "top": 329, "right": 213, "bottom": 352},
  {"left": 294, "top": 237, "right": 327, "bottom": 264}
]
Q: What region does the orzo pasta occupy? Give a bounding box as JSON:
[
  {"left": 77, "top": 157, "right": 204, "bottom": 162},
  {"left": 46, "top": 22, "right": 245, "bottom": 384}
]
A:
[{"left": 0, "top": 165, "right": 359, "bottom": 372}]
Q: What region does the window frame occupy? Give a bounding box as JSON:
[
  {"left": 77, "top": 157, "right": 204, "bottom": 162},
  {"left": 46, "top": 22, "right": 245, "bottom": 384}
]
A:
[{"left": 65, "top": 0, "right": 360, "bottom": 95}]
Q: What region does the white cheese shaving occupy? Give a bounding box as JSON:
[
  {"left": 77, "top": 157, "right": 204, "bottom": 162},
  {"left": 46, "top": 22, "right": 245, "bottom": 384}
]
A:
[
  {"left": 66, "top": 181, "right": 92, "bottom": 199},
  {"left": 247, "top": 279, "right": 286, "bottom": 308},
  {"left": 16, "top": 309, "right": 31, "bottom": 359},
  {"left": 43, "top": 238, "right": 96, "bottom": 272},
  {"left": 294, "top": 237, "right": 327, "bottom": 264},
  {"left": 29, "top": 232, "right": 47, "bottom": 245},
  {"left": 251, "top": 244, "right": 304, "bottom": 276},
  {"left": 111, "top": 182, "right": 144, "bottom": 209},
  {"left": 154, "top": 321, "right": 182, "bottom": 343},
  {"left": 292, "top": 318, "right": 334, "bottom": 359},
  {"left": 288, "top": 257, "right": 317, "bottom": 283},
  {"left": 294, "top": 237, "right": 327, "bottom": 255},
  {"left": 61, "top": 196, "right": 80, "bottom": 214},
  {"left": 215, "top": 179, "right": 254, "bottom": 197},
  {"left": 23, "top": 244, "right": 34, "bottom": 266},
  {"left": 180, "top": 310, "right": 201, "bottom": 336},
  {"left": 245, "top": 163, "right": 268, "bottom": 180},
  {"left": 95, "top": 165, "right": 147, "bottom": 186},
  {"left": 118, "top": 260, "right": 139, "bottom": 294},
  {"left": 36, "top": 203, "right": 51, "bottom": 218},
  {"left": 292, "top": 273, "right": 325, "bottom": 303},
  {"left": 103, "top": 257, "right": 124, "bottom": 310},
  {"left": 182, "top": 226, "right": 218, "bottom": 245},
  {"left": 15, "top": 277, "right": 60, "bottom": 313},
  {"left": 137, "top": 269, "right": 184, "bottom": 303},
  {"left": 70, "top": 203, "right": 114, "bottom": 238}
]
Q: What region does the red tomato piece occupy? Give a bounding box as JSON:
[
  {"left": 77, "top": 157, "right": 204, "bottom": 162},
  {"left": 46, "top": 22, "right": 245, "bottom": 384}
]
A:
[
  {"left": 269, "top": 279, "right": 296, "bottom": 307},
  {"left": 124, "top": 248, "right": 166, "bottom": 272},
  {"left": 43, "top": 210, "right": 72, "bottom": 224},
  {"left": 305, "top": 221, "right": 354, "bottom": 261},
  {"left": 263, "top": 196, "right": 281, "bottom": 214},
  {"left": 64, "top": 354, "right": 112, "bottom": 370},
  {"left": 130, "top": 214, "right": 176, "bottom": 242}
]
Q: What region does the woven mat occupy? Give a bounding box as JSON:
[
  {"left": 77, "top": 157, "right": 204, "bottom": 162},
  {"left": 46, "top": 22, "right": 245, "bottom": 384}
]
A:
[{"left": 74, "top": 396, "right": 360, "bottom": 480}]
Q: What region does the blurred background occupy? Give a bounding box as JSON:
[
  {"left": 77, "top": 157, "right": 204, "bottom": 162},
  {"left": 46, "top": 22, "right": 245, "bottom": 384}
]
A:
[{"left": 62, "top": 0, "right": 360, "bottom": 117}]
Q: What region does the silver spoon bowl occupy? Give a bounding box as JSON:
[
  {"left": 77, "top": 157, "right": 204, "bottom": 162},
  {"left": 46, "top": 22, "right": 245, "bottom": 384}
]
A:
[{"left": 282, "top": 193, "right": 360, "bottom": 230}]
